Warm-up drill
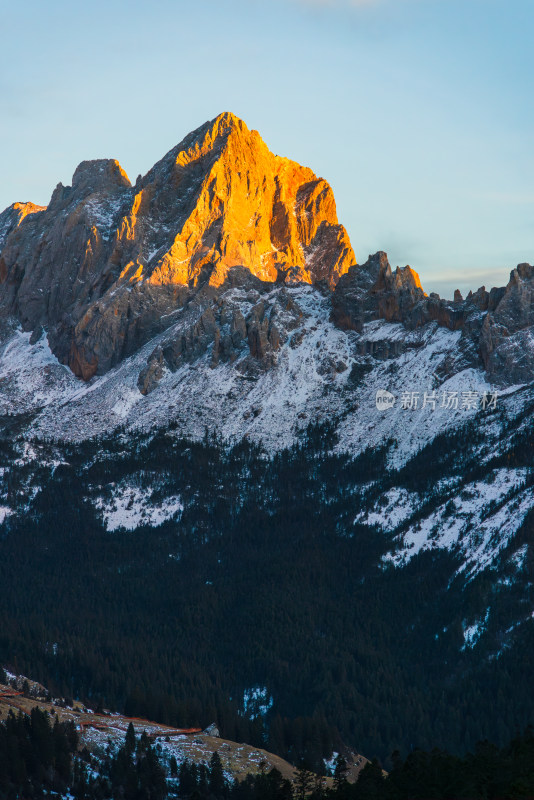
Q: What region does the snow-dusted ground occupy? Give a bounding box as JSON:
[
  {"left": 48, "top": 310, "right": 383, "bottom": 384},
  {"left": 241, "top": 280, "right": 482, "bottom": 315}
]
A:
[
  {"left": 79, "top": 726, "right": 287, "bottom": 783},
  {"left": 94, "top": 484, "right": 183, "bottom": 531},
  {"left": 0, "top": 506, "right": 12, "bottom": 524},
  {"left": 0, "top": 328, "right": 75, "bottom": 413},
  {"left": 0, "top": 285, "right": 525, "bottom": 470},
  {"left": 375, "top": 468, "right": 534, "bottom": 578},
  {"left": 462, "top": 608, "right": 490, "bottom": 650}
]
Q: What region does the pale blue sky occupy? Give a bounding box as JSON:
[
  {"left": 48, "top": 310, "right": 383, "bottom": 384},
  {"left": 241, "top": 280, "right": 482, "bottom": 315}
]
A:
[{"left": 1, "top": 0, "right": 533, "bottom": 299}]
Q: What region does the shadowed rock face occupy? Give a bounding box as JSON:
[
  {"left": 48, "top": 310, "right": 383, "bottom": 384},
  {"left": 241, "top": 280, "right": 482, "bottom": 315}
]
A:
[
  {"left": 331, "top": 251, "right": 427, "bottom": 332},
  {"left": 479, "top": 263, "right": 534, "bottom": 383},
  {"left": 332, "top": 252, "right": 534, "bottom": 386},
  {"left": 137, "top": 277, "right": 305, "bottom": 395},
  {"left": 0, "top": 112, "right": 355, "bottom": 379}
]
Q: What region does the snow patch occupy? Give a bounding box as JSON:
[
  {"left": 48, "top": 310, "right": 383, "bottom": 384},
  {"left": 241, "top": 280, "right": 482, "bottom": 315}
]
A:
[
  {"left": 0, "top": 506, "right": 13, "bottom": 524},
  {"left": 462, "top": 608, "right": 490, "bottom": 650},
  {"left": 241, "top": 686, "right": 273, "bottom": 720},
  {"left": 355, "top": 487, "right": 418, "bottom": 531},
  {"left": 509, "top": 544, "right": 529, "bottom": 572},
  {"left": 323, "top": 752, "right": 340, "bottom": 776},
  {"left": 84, "top": 194, "right": 126, "bottom": 240},
  {"left": 94, "top": 485, "right": 183, "bottom": 532},
  {"left": 111, "top": 388, "right": 142, "bottom": 418}
]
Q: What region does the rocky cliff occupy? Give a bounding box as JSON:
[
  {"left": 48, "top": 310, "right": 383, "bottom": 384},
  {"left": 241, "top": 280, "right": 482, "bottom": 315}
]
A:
[
  {"left": 0, "top": 112, "right": 355, "bottom": 379},
  {"left": 332, "top": 251, "right": 534, "bottom": 385},
  {"left": 1, "top": 115, "right": 533, "bottom": 777}
]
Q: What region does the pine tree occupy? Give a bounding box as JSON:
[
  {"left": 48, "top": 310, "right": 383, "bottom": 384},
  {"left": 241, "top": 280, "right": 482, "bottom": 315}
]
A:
[
  {"left": 125, "top": 722, "right": 136, "bottom": 757},
  {"left": 333, "top": 754, "right": 348, "bottom": 791},
  {"left": 294, "top": 765, "right": 314, "bottom": 800},
  {"left": 209, "top": 751, "right": 226, "bottom": 798}
]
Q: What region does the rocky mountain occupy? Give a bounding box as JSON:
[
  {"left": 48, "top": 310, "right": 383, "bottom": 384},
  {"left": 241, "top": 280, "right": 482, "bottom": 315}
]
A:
[
  {"left": 333, "top": 251, "right": 534, "bottom": 384},
  {"left": 1, "top": 113, "right": 533, "bottom": 765},
  {"left": 1, "top": 112, "right": 534, "bottom": 562},
  {"left": 0, "top": 112, "right": 354, "bottom": 380},
  {"left": 1, "top": 111, "right": 532, "bottom": 401}
]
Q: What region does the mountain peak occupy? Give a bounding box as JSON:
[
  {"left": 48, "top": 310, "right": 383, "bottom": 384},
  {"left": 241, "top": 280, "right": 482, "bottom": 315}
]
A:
[
  {"left": 148, "top": 112, "right": 253, "bottom": 178},
  {"left": 137, "top": 112, "right": 355, "bottom": 290},
  {"left": 192, "top": 110, "right": 250, "bottom": 141},
  {"left": 210, "top": 110, "right": 247, "bottom": 131},
  {"left": 0, "top": 113, "right": 356, "bottom": 380},
  {"left": 395, "top": 265, "right": 425, "bottom": 294},
  {"left": 72, "top": 159, "right": 131, "bottom": 192}
]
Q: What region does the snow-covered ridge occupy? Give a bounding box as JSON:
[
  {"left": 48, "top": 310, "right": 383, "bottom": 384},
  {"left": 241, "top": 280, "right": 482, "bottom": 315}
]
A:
[{"left": 0, "top": 285, "right": 523, "bottom": 470}]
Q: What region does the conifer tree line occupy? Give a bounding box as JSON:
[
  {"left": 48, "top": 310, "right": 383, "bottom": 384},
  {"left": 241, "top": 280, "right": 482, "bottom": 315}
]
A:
[
  {"left": 0, "top": 417, "right": 533, "bottom": 764},
  {"left": 1, "top": 710, "right": 534, "bottom": 799}
]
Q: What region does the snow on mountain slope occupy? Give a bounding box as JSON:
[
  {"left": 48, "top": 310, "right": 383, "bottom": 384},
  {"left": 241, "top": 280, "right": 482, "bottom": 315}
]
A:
[
  {"left": 380, "top": 468, "right": 533, "bottom": 578},
  {"left": 0, "top": 285, "right": 523, "bottom": 469},
  {"left": 1, "top": 277, "right": 532, "bottom": 599},
  {"left": 354, "top": 462, "right": 534, "bottom": 580},
  {"left": 0, "top": 328, "right": 75, "bottom": 413},
  {"left": 462, "top": 609, "right": 490, "bottom": 650},
  {"left": 354, "top": 487, "right": 419, "bottom": 531},
  {"left": 94, "top": 484, "right": 183, "bottom": 532}
]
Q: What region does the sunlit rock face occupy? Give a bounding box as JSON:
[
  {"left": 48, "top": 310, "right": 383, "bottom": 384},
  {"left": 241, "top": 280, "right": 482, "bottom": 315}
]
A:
[
  {"left": 0, "top": 112, "right": 355, "bottom": 380},
  {"left": 140, "top": 111, "right": 355, "bottom": 289},
  {"left": 0, "top": 202, "right": 46, "bottom": 252}
]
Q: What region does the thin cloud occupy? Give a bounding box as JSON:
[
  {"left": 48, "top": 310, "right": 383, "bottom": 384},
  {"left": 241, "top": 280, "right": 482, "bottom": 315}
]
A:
[{"left": 429, "top": 267, "right": 511, "bottom": 285}]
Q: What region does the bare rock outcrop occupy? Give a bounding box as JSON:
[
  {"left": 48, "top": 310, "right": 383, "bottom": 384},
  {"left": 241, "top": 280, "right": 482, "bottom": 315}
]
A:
[
  {"left": 333, "top": 251, "right": 534, "bottom": 386},
  {"left": 138, "top": 282, "right": 304, "bottom": 394},
  {"left": 0, "top": 202, "right": 46, "bottom": 252},
  {"left": 479, "top": 263, "right": 534, "bottom": 383},
  {"left": 331, "top": 251, "right": 427, "bottom": 332}
]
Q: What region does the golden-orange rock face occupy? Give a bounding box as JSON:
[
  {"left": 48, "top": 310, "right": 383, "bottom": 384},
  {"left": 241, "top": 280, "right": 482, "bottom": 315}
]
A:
[
  {"left": 118, "top": 112, "right": 355, "bottom": 290},
  {"left": 11, "top": 202, "right": 47, "bottom": 221},
  {"left": 0, "top": 112, "right": 356, "bottom": 380}
]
